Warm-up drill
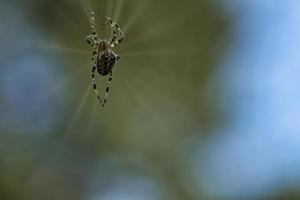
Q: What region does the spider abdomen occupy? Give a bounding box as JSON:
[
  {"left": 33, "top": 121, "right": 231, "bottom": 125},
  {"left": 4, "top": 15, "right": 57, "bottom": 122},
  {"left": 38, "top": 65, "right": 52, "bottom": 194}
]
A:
[{"left": 97, "top": 50, "right": 117, "bottom": 76}]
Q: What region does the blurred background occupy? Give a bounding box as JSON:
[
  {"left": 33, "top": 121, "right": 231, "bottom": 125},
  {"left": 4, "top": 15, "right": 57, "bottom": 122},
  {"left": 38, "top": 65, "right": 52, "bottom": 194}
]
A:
[{"left": 1, "top": 0, "right": 300, "bottom": 199}]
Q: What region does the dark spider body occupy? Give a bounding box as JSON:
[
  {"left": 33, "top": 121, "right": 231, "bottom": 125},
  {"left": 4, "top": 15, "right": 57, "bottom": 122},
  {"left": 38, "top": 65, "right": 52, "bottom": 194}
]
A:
[
  {"left": 97, "top": 49, "right": 119, "bottom": 76},
  {"left": 86, "top": 12, "right": 124, "bottom": 107}
]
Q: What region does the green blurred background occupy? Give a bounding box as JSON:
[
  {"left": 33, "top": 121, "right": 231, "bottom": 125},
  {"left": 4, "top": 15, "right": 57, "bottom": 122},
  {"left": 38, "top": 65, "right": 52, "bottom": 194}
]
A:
[{"left": 1, "top": 0, "right": 300, "bottom": 199}]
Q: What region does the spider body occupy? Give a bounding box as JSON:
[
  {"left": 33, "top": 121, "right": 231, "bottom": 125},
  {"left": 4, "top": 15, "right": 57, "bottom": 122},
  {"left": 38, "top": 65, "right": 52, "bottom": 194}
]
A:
[
  {"left": 97, "top": 49, "right": 120, "bottom": 76},
  {"left": 86, "top": 12, "right": 124, "bottom": 107}
]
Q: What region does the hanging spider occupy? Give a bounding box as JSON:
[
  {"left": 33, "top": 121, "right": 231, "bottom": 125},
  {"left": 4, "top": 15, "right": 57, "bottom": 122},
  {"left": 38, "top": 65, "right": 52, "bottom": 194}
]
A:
[{"left": 86, "top": 11, "right": 124, "bottom": 107}]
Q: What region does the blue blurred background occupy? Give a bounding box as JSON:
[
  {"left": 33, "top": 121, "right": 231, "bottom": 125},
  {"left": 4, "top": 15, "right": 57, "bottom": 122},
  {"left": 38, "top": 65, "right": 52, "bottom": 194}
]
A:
[{"left": 1, "top": 0, "right": 300, "bottom": 199}]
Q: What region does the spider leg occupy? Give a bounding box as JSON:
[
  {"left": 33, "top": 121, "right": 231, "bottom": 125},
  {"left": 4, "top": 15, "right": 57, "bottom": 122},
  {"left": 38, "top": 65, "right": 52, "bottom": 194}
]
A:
[
  {"left": 110, "top": 24, "right": 124, "bottom": 48},
  {"left": 112, "top": 51, "right": 121, "bottom": 60},
  {"left": 104, "top": 16, "right": 124, "bottom": 48},
  {"left": 86, "top": 35, "right": 98, "bottom": 49},
  {"left": 87, "top": 11, "right": 98, "bottom": 48},
  {"left": 101, "top": 72, "right": 113, "bottom": 107},
  {"left": 103, "top": 17, "right": 117, "bottom": 44},
  {"left": 91, "top": 52, "right": 102, "bottom": 104}
]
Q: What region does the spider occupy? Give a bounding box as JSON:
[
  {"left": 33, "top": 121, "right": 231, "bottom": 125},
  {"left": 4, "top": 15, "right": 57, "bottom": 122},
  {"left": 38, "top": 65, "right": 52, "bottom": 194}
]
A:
[{"left": 86, "top": 11, "right": 124, "bottom": 107}]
